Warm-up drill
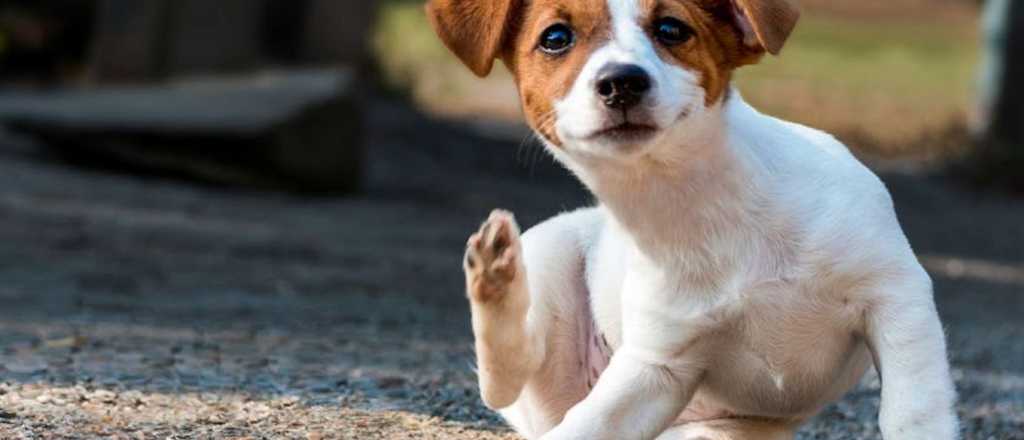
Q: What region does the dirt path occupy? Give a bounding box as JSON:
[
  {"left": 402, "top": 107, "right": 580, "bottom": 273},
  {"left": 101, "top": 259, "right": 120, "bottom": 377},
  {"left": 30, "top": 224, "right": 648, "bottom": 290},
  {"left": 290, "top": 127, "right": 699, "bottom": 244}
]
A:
[{"left": 0, "top": 102, "right": 1021, "bottom": 439}]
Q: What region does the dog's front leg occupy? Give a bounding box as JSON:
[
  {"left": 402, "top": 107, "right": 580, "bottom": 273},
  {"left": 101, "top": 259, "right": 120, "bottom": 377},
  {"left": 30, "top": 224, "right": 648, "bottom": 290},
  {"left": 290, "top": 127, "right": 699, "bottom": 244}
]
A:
[
  {"left": 464, "top": 210, "right": 545, "bottom": 410},
  {"left": 540, "top": 350, "right": 702, "bottom": 440},
  {"left": 540, "top": 266, "right": 712, "bottom": 440},
  {"left": 866, "top": 267, "right": 959, "bottom": 440}
]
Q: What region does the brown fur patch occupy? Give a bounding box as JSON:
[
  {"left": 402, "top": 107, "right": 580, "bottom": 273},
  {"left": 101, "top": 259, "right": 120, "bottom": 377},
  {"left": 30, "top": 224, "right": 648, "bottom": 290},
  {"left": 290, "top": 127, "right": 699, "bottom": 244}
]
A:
[
  {"left": 733, "top": 0, "right": 800, "bottom": 55},
  {"left": 426, "top": 0, "right": 521, "bottom": 77},
  {"left": 502, "top": 0, "right": 613, "bottom": 146},
  {"left": 645, "top": 0, "right": 767, "bottom": 105}
]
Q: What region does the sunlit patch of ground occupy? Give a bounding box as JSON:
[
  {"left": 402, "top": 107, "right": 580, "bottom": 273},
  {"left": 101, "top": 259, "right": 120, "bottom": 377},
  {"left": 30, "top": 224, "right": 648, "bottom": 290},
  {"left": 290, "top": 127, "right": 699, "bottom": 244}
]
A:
[
  {"left": 0, "top": 383, "right": 516, "bottom": 439},
  {"left": 737, "top": 12, "right": 978, "bottom": 155}
]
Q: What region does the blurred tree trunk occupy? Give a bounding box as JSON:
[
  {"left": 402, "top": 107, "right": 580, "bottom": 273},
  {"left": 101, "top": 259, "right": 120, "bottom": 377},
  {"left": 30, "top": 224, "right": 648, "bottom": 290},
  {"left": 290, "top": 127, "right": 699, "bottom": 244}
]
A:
[
  {"left": 973, "top": 0, "right": 1024, "bottom": 189},
  {"left": 986, "top": 0, "right": 1024, "bottom": 143}
]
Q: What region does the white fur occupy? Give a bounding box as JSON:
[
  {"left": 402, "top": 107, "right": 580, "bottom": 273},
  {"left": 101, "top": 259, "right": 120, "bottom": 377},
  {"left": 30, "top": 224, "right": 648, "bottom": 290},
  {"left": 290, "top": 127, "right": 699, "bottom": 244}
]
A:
[
  {"left": 465, "top": 1, "right": 959, "bottom": 439},
  {"left": 554, "top": 0, "right": 699, "bottom": 159}
]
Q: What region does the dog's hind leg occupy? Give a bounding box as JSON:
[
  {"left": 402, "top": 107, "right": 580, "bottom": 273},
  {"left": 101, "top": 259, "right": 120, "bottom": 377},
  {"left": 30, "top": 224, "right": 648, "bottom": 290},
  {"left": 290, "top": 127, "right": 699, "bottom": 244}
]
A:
[{"left": 464, "top": 209, "right": 602, "bottom": 439}]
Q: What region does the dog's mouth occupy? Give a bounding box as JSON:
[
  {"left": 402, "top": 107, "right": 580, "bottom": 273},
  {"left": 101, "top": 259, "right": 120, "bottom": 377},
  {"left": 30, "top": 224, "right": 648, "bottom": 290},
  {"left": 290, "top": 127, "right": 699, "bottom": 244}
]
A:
[{"left": 585, "top": 122, "right": 659, "bottom": 143}]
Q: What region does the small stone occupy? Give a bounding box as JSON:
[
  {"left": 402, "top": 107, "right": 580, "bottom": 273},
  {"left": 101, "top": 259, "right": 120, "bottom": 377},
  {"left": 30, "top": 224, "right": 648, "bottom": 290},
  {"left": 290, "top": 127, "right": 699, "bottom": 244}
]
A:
[
  {"left": 375, "top": 376, "right": 407, "bottom": 389},
  {"left": 202, "top": 414, "right": 228, "bottom": 425},
  {"left": 92, "top": 390, "right": 117, "bottom": 403}
]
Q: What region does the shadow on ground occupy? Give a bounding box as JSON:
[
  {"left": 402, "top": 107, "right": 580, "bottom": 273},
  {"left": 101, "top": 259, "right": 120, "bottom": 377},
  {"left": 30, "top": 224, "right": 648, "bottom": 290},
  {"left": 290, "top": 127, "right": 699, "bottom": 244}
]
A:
[{"left": 0, "top": 100, "right": 1020, "bottom": 439}]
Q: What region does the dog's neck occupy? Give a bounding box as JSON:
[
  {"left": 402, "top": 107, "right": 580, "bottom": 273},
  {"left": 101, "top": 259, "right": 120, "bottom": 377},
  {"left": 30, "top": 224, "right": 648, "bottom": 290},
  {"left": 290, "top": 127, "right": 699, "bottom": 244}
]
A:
[{"left": 564, "top": 93, "right": 772, "bottom": 267}]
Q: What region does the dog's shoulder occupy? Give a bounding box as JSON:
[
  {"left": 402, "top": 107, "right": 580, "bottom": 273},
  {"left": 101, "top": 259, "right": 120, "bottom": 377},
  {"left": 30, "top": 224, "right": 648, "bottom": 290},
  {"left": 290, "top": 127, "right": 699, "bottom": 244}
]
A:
[
  {"left": 728, "top": 98, "right": 887, "bottom": 205},
  {"left": 776, "top": 119, "right": 856, "bottom": 163},
  {"left": 728, "top": 99, "right": 915, "bottom": 269},
  {"left": 729, "top": 101, "right": 863, "bottom": 179}
]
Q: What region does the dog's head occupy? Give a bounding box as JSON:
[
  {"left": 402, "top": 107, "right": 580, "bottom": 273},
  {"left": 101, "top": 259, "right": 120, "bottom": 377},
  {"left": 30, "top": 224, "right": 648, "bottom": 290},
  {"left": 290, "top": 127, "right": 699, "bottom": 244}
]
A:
[{"left": 427, "top": 0, "right": 799, "bottom": 161}]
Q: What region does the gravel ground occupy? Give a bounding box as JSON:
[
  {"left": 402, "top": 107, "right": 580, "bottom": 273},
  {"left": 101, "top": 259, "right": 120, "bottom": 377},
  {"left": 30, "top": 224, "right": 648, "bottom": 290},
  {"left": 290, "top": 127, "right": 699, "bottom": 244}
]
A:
[{"left": 0, "top": 101, "right": 1021, "bottom": 439}]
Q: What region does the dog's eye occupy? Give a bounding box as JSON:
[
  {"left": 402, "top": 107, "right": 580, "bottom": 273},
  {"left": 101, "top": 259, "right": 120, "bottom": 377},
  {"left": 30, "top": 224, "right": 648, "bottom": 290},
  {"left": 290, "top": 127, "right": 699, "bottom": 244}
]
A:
[
  {"left": 653, "top": 17, "right": 694, "bottom": 46},
  {"left": 539, "top": 24, "right": 574, "bottom": 55}
]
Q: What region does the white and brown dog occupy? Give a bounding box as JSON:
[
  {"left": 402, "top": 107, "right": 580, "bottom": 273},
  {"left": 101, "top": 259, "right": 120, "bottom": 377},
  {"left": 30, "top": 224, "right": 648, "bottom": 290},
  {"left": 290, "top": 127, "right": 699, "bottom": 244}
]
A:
[{"left": 426, "top": 0, "right": 959, "bottom": 439}]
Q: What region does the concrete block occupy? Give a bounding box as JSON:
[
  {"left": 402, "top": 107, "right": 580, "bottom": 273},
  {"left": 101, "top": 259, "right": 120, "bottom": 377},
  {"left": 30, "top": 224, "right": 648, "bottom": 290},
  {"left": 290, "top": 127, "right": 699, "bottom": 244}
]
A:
[{"left": 0, "top": 69, "right": 362, "bottom": 193}]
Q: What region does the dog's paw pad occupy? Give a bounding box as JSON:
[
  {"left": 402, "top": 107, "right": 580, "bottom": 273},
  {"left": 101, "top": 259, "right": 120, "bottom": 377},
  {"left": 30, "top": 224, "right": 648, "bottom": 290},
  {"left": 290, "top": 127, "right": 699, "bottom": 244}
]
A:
[{"left": 465, "top": 210, "right": 522, "bottom": 303}]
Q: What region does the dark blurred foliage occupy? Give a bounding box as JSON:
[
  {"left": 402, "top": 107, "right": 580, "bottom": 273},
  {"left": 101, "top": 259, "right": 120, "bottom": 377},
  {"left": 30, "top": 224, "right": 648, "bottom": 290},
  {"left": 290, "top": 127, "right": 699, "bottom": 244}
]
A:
[
  {"left": 0, "top": 0, "right": 96, "bottom": 86},
  {"left": 261, "top": 0, "right": 310, "bottom": 65}
]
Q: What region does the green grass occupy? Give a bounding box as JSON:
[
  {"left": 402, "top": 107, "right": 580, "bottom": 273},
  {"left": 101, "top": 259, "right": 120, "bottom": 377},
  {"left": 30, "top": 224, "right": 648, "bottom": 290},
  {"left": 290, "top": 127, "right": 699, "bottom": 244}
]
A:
[
  {"left": 375, "top": 1, "right": 980, "bottom": 154},
  {"left": 738, "top": 14, "right": 978, "bottom": 151},
  {"left": 374, "top": 0, "right": 521, "bottom": 118},
  {"left": 374, "top": 2, "right": 454, "bottom": 89}
]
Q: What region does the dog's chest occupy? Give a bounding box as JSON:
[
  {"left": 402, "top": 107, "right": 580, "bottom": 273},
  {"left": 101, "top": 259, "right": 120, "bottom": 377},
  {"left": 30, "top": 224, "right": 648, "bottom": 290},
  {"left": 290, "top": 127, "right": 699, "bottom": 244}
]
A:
[
  {"left": 584, "top": 225, "right": 631, "bottom": 350},
  {"left": 583, "top": 224, "right": 873, "bottom": 416}
]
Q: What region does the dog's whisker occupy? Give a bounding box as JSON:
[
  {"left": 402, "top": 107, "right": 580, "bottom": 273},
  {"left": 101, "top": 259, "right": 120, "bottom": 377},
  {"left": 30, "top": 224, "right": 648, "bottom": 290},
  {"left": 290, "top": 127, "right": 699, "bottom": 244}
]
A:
[{"left": 518, "top": 110, "right": 559, "bottom": 175}]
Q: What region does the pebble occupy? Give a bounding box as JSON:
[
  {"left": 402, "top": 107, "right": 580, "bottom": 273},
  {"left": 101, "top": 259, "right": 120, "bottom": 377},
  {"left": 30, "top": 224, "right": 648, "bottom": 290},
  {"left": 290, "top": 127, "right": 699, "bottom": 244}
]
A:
[{"left": 92, "top": 390, "right": 117, "bottom": 403}]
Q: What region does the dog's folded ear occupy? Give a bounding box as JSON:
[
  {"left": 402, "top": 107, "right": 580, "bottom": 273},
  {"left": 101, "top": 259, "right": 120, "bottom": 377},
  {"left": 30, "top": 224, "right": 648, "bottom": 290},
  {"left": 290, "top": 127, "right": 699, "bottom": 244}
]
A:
[
  {"left": 426, "top": 0, "right": 519, "bottom": 77},
  {"left": 731, "top": 0, "right": 801, "bottom": 55}
]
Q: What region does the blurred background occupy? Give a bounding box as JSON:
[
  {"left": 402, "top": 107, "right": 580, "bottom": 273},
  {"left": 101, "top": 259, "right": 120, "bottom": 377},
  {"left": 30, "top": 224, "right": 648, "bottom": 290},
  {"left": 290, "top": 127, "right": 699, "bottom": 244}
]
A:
[{"left": 0, "top": 0, "right": 1020, "bottom": 439}]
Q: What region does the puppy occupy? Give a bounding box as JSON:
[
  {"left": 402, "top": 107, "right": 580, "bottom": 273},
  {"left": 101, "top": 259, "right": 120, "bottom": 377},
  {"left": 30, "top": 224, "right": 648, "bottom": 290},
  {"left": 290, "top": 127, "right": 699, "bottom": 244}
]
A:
[{"left": 427, "top": 0, "right": 959, "bottom": 439}]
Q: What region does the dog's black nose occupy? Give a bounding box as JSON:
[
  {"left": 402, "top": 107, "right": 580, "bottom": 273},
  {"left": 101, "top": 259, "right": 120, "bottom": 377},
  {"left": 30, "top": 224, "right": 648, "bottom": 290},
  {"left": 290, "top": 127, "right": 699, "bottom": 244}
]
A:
[{"left": 595, "top": 64, "right": 651, "bottom": 110}]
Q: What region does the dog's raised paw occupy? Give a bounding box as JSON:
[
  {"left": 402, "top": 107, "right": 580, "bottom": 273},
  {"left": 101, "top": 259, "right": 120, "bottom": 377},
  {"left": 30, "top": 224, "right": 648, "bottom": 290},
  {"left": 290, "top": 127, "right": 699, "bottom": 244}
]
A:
[{"left": 464, "top": 210, "right": 523, "bottom": 303}]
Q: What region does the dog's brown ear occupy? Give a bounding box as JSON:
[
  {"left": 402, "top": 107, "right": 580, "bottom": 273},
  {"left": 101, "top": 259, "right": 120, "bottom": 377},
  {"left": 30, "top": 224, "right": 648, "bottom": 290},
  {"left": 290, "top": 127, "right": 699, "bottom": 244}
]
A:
[
  {"left": 732, "top": 0, "right": 800, "bottom": 55},
  {"left": 426, "top": 0, "right": 519, "bottom": 77}
]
